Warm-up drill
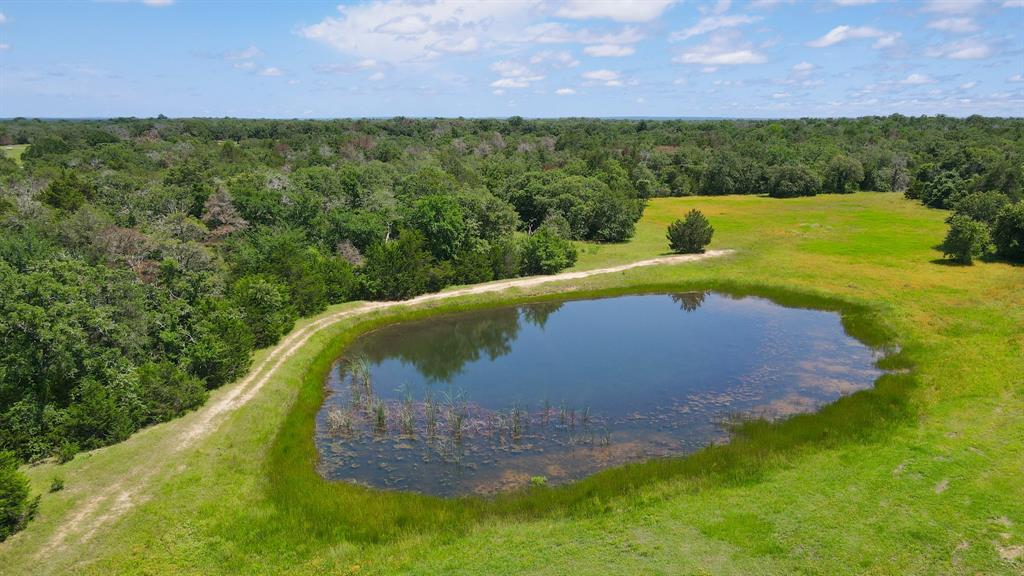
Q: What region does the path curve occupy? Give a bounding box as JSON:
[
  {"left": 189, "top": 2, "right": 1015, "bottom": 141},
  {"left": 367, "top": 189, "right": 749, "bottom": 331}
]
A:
[{"left": 36, "top": 249, "right": 734, "bottom": 560}]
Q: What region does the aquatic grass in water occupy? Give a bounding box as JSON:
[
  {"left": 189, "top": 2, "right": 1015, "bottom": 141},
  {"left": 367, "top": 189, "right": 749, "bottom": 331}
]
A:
[{"left": 315, "top": 293, "right": 887, "bottom": 497}]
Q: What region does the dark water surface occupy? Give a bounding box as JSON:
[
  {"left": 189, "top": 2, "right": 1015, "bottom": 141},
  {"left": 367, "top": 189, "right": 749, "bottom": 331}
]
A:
[{"left": 315, "top": 293, "right": 882, "bottom": 497}]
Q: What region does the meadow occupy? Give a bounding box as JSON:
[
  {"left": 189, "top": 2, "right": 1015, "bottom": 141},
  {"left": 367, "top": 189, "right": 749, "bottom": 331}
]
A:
[{"left": 3, "top": 192, "right": 1022, "bottom": 575}]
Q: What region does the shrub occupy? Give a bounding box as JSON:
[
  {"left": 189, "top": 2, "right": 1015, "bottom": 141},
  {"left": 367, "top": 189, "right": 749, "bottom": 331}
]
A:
[
  {"left": 49, "top": 477, "right": 65, "bottom": 493},
  {"left": 231, "top": 274, "right": 296, "bottom": 348},
  {"left": 921, "top": 171, "right": 965, "bottom": 209},
  {"left": 992, "top": 201, "right": 1024, "bottom": 261},
  {"left": 522, "top": 227, "right": 577, "bottom": 275},
  {"left": 137, "top": 362, "right": 208, "bottom": 425},
  {"left": 667, "top": 209, "right": 714, "bottom": 254},
  {"left": 951, "top": 190, "right": 1009, "bottom": 225},
  {"left": 0, "top": 451, "right": 38, "bottom": 542},
  {"left": 360, "top": 231, "right": 434, "bottom": 300},
  {"left": 940, "top": 214, "right": 990, "bottom": 264}
]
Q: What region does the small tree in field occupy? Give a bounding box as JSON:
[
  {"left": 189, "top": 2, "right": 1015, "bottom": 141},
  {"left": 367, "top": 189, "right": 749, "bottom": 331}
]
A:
[
  {"left": 940, "top": 214, "right": 990, "bottom": 264},
  {"left": 667, "top": 210, "right": 714, "bottom": 254}
]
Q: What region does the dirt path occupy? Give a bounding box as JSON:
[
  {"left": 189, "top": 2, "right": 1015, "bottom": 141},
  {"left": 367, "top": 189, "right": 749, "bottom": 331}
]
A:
[{"left": 35, "top": 249, "right": 734, "bottom": 561}]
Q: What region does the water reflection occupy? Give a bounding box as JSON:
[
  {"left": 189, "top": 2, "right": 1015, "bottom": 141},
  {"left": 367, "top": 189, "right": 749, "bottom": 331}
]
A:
[{"left": 316, "top": 293, "right": 882, "bottom": 496}]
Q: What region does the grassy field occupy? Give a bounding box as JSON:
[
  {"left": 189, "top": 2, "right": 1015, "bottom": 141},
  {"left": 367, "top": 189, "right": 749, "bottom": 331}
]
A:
[
  {"left": 3, "top": 193, "right": 1022, "bottom": 575},
  {"left": 1, "top": 144, "right": 28, "bottom": 165}
]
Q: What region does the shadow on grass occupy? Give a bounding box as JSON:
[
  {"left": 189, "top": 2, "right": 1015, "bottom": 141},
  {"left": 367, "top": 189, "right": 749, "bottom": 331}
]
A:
[
  {"left": 929, "top": 258, "right": 971, "bottom": 267},
  {"left": 255, "top": 280, "right": 916, "bottom": 548}
]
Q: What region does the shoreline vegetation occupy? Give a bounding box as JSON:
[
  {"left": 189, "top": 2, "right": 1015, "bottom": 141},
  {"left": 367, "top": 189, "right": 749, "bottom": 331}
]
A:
[{"left": 267, "top": 279, "right": 907, "bottom": 543}]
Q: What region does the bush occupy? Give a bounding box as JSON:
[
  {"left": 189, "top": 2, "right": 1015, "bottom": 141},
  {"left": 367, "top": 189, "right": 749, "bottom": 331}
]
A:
[
  {"left": 951, "top": 191, "right": 1010, "bottom": 225},
  {"left": 522, "top": 227, "right": 577, "bottom": 275},
  {"left": 767, "top": 164, "right": 820, "bottom": 198},
  {"left": 992, "top": 201, "right": 1024, "bottom": 261},
  {"left": 921, "top": 171, "right": 965, "bottom": 209},
  {"left": 231, "top": 274, "right": 296, "bottom": 348},
  {"left": 360, "top": 231, "right": 434, "bottom": 300},
  {"left": 940, "top": 214, "right": 990, "bottom": 264},
  {"left": 137, "top": 362, "right": 207, "bottom": 425},
  {"left": 0, "top": 451, "right": 38, "bottom": 542},
  {"left": 667, "top": 209, "right": 714, "bottom": 254}
]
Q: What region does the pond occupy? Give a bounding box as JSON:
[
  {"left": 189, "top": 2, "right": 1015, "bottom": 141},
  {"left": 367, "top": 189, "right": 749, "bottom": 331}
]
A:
[{"left": 315, "top": 293, "right": 883, "bottom": 497}]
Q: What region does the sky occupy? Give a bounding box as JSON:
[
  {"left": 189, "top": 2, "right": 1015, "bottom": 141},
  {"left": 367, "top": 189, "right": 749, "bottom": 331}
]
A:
[{"left": 0, "top": 0, "right": 1022, "bottom": 119}]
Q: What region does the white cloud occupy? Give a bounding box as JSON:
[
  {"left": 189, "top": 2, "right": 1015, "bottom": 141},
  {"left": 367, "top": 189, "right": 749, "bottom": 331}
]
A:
[
  {"left": 555, "top": 0, "right": 675, "bottom": 23},
  {"left": 700, "top": 0, "right": 733, "bottom": 15},
  {"left": 368, "top": 71, "right": 385, "bottom": 81},
  {"left": 491, "top": 78, "right": 533, "bottom": 89},
  {"left": 921, "top": 0, "right": 984, "bottom": 14},
  {"left": 431, "top": 36, "right": 480, "bottom": 54},
  {"left": 792, "top": 61, "right": 814, "bottom": 73},
  {"left": 671, "top": 15, "right": 760, "bottom": 41},
  {"left": 927, "top": 18, "right": 979, "bottom": 33},
  {"left": 492, "top": 60, "right": 533, "bottom": 78},
  {"left": 900, "top": 73, "right": 935, "bottom": 85},
  {"left": 258, "top": 67, "right": 284, "bottom": 77},
  {"left": 581, "top": 69, "right": 625, "bottom": 87},
  {"left": 0, "top": 43, "right": 8, "bottom": 51},
  {"left": 490, "top": 60, "right": 544, "bottom": 88},
  {"left": 832, "top": 0, "right": 878, "bottom": 5},
  {"left": 233, "top": 61, "right": 256, "bottom": 70},
  {"left": 555, "top": 87, "right": 576, "bottom": 95},
  {"left": 300, "top": 1, "right": 536, "bottom": 63},
  {"left": 674, "top": 33, "right": 766, "bottom": 65},
  {"left": 959, "top": 81, "right": 977, "bottom": 89},
  {"left": 142, "top": 0, "right": 175, "bottom": 6},
  {"left": 582, "top": 69, "right": 620, "bottom": 81},
  {"left": 1003, "top": 0, "right": 1024, "bottom": 6},
  {"left": 926, "top": 38, "right": 992, "bottom": 59},
  {"left": 1010, "top": 74, "right": 1024, "bottom": 82},
  {"left": 525, "top": 22, "right": 645, "bottom": 45},
  {"left": 806, "top": 25, "right": 899, "bottom": 49},
  {"left": 224, "top": 46, "right": 262, "bottom": 60},
  {"left": 355, "top": 58, "right": 378, "bottom": 69},
  {"left": 530, "top": 50, "right": 580, "bottom": 68},
  {"left": 0, "top": 12, "right": 6, "bottom": 24},
  {"left": 583, "top": 44, "right": 635, "bottom": 57},
  {"left": 772, "top": 91, "right": 790, "bottom": 99}
]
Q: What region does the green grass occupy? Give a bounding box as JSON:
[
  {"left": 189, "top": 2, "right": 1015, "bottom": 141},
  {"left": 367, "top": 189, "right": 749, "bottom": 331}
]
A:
[
  {"left": 4, "top": 193, "right": 1023, "bottom": 575},
  {"left": 2, "top": 144, "right": 28, "bottom": 165}
]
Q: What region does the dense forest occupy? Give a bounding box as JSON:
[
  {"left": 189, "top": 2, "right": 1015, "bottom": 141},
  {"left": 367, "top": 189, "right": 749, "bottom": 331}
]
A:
[{"left": 0, "top": 115, "right": 1021, "bottom": 469}]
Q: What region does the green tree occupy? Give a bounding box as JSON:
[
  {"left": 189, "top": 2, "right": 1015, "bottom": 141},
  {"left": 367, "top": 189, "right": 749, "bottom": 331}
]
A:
[
  {"left": 940, "top": 214, "right": 990, "bottom": 264},
  {"left": 231, "top": 274, "right": 296, "bottom": 347},
  {"left": 184, "top": 298, "right": 254, "bottom": 388},
  {"left": 667, "top": 209, "right": 714, "bottom": 253},
  {"left": 921, "top": 170, "right": 965, "bottom": 208},
  {"left": 360, "top": 231, "right": 434, "bottom": 300},
  {"left": 992, "top": 201, "right": 1024, "bottom": 261},
  {"left": 0, "top": 451, "right": 37, "bottom": 542},
  {"left": 137, "top": 362, "right": 207, "bottom": 425},
  {"left": 767, "top": 164, "right": 820, "bottom": 198},
  {"left": 952, "top": 191, "right": 1010, "bottom": 225},
  {"left": 407, "top": 194, "right": 470, "bottom": 260},
  {"left": 522, "top": 227, "right": 577, "bottom": 275},
  {"left": 41, "top": 171, "right": 94, "bottom": 211},
  {"left": 823, "top": 155, "right": 864, "bottom": 194}
]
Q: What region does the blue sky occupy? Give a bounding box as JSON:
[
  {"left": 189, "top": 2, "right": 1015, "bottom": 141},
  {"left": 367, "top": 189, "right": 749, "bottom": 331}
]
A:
[{"left": 0, "top": 0, "right": 1022, "bottom": 118}]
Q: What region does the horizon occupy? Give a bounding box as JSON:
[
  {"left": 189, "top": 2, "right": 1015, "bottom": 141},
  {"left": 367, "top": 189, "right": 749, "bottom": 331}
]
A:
[{"left": 1, "top": 0, "right": 1022, "bottom": 119}]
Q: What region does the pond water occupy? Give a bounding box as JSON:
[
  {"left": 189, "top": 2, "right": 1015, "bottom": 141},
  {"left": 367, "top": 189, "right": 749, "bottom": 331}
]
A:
[{"left": 315, "top": 293, "right": 883, "bottom": 497}]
